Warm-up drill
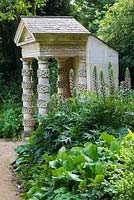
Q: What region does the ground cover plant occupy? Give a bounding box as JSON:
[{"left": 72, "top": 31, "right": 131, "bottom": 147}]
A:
[
  {"left": 14, "top": 129, "right": 134, "bottom": 200},
  {"left": 0, "top": 98, "right": 22, "bottom": 139},
  {"left": 13, "top": 66, "right": 134, "bottom": 199}
]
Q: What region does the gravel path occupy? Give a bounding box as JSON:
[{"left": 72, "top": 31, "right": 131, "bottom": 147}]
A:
[{"left": 0, "top": 139, "right": 23, "bottom": 200}]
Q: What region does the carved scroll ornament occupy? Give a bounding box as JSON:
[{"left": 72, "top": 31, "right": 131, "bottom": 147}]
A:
[
  {"left": 37, "top": 84, "right": 50, "bottom": 93},
  {"left": 78, "top": 83, "right": 87, "bottom": 91},
  {"left": 22, "top": 81, "right": 34, "bottom": 89},
  {"left": 37, "top": 99, "right": 47, "bottom": 108},
  {"left": 58, "top": 93, "right": 70, "bottom": 99},
  {"left": 37, "top": 69, "right": 49, "bottom": 78},
  {"left": 58, "top": 68, "right": 67, "bottom": 75},
  {"left": 79, "top": 68, "right": 87, "bottom": 77},
  {"left": 22, "top": 69, "right": 32, "bottom": 77},
  {"left": 22, "top": 94, "right": 33, "bottom": 102},
  {"left": 58, "top": 80, "right": 68, "bottom": 88},
  {"left": 23, "top": 119, "right": 34, "bottom": 127},
  {"left": 22, "top": 107, "right": 34, "bottom": 114}
]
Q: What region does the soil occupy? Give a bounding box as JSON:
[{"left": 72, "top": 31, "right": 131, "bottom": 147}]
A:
[{"left": 0, "top": 139, "right": 23, "bottom": 200}]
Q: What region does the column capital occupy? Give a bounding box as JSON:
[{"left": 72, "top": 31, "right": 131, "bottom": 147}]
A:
[
  {"left": 79, "top": 56, "right": 86, "bottom": 63},
  {"left": 57, "top": 57, "right": 73, "bottom": 69},
  {"left": 56, "top": 57, "right": 69, "bottom": 63},
  {"left": 37, "top": 57, "right": 48, "bottom": 62},
  {"left": 20, "top": 58, "right": 33, "bottom": 63}
]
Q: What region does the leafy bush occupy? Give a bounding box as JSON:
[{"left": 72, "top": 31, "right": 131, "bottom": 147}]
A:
[
  {"left": 0, "top": 98, "right": 22, "bottom": 139},
  {"left": 14, "top": 130, "right": 134, "bottom": 200},
  {"left": 12, "top": 77, "right": 134, "bottom": 198},
  {"left": 12, "top": 90, "right": 134, "bottom": 163}
]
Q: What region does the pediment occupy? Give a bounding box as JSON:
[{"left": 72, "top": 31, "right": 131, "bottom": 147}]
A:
[{"left": 14, "top": 19, "right": 35, "bottom": 46}]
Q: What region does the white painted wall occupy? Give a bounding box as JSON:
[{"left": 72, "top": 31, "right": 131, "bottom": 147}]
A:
[{"left": 86, "top": 36, "right": 119, "bottom": 91}]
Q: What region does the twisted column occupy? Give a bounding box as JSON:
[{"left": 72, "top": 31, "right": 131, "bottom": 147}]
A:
[
  {"left": 57, "top": 57, "right": 72, "bottom": 98},
  {"left": 78, "top": 57, "right": 87, "bottom": 92},
  {"left": 21, "top": 58, "right": 34, "bottom": 137},
  {"left": 37, "top": 57, "right": 50, "bottom": 116}
]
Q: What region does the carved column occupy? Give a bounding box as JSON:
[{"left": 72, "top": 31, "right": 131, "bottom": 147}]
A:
[
  {"left": 78, "top": 57, "right": 87, "bottom": 92},
  {"left": 37, "top": 57, "right": 50, "bottom": 116},
  {"left": 21, "top": 58, "right": 34, "bottom": 137},
  {"left": 57, "top": 57, "right": 72, "bottom": 98}
]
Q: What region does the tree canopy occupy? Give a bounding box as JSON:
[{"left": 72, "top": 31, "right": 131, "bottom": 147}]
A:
[
  {"left": 71, "top": 0, "right": 115, "bottom": 33},
  {"left": 97, "top": 0, "right": 134, "bottom": 80}
]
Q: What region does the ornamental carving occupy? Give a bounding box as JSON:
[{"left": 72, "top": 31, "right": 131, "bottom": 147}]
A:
[
  {"left": 42, "top": 45, "right": 85, "bottom": 51},
  {"left": 22, "top": 69, "right": 32, "bottom": 77},
  {"left": 23, "top": 119, "right": 34, "bottom": 127},
  {"left": 78, "top": 83, "right": 87, "bottom": 91},
  {"left": 58, "top": 68, "right": 67, "bottom": 75},
  {"left": 79, "top": 68, "right": 87, "bottom": 77},
  {"left": 37, "top": 99, "right": 47, "bottom": 108},
  {"left": 22, "top": 107, "right": 34, "bottom": 114},
  {"left": 22, "top": 81, "right": 34, "bottom": 89},
  {"left": 58, "top": 80, "right": 68, "bottom": 88},
  {"left": 37, "top": 69, "right": 49, "bottom": 78},
  {"left": 58, "top": 93, "right": 70, "bottom": 99},
  {"left": 37, "top": 84, "right": 50, "bottom": 93},
  {"left": 22, "top": 94, "right": 33, "bottom": 102}
]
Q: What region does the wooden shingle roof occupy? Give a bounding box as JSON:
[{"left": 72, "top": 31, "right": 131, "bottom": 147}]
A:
[{"left": 21, "top": 16, "right": 90, "bottom": 34}]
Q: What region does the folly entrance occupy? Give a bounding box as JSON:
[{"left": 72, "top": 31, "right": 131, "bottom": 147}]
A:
[{"left": 14, "top": 16, "right": 118, "bottom": 137}]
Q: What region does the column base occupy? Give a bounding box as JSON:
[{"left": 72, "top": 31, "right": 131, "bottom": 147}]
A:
[{"left": 23, "top": 131, "right": 32, "bottom": 140}]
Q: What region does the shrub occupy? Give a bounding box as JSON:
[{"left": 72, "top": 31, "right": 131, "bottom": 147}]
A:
[
  {"left": 14, "top": 130, "right": 134, "bottom": 200},
  {"left": 0, "top": 98, "right": 22, "bottom": 139}
]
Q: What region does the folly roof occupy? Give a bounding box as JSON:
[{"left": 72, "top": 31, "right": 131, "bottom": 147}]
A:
[{"left": 21, "top": 16, "right": 90, "bottom": 34}]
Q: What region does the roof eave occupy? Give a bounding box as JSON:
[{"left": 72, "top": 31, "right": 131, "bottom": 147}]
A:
[{"left": 16, "top": 38, "right": 36, "bottom": 47}]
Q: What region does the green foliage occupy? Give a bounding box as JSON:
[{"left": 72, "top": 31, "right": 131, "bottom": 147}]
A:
[
  {"left": 12, "top": 88, "right": 134, "bottom": 160},
  {"left": 0, "top": 0, "right": 16, "bottom": 21},
  {"left": 99, "top": 70, "right": 106, "bottom": 102},
  {"left": 12, "top": 89, "right": 134, "bottom": 195},
  {"left": 108, "top": 63, "right": 115, "bottom": 95},
  {"left": 93, "top": 65, "right": 99, "bottom": 96},
  {"left": 44, "top": 0, "right": 71, "bottom": 16},
  {"left": 0, "top": 98, "right": 22, "bottom": 139},
  {"left": 14, "top": 130, "right": 134, "bottom": 199},
  {"left": 71, "top": 0, "right": 115, "bottom": 32},
  {"left": 97, "top": 0, "right": 134, "bottom": 80},
  {"left": 0, "top": 0, "right": 47, "bottom": 21},
  {"left": 48, "top": 58, "right": 58, "bottom": 96},
  {"left": 125, "top": 67, "right": 131, "bottom": 94}
]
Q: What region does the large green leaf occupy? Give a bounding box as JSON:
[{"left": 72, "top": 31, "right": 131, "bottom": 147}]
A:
[
  {"left": 67, "top": 172, "right": 83, "bottom": 182},
  {"left": 95, "top": 163, "right": 103, "bottom": 175},
  {"left": 110, "top": 141, "right": 120, "bottom": 153},
  {"left": 95, "top": 175, "right": 104, "bottom": 183},
  {"left": 84, "top": 143, "right": 98, "bottom": 162},
  {"left": 101, "top": 132, "right": 116, "bottom": 145}
]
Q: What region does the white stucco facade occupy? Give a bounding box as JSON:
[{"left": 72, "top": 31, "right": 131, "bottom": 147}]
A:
[{"left": 86, "top": 36, "right": 118, "bottom": 91}]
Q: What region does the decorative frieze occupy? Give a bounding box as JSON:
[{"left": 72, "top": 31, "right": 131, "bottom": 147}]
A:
[
  {"left": 37, "top": 84, "right": 50, "bottom": 93},
  {"left": 22, "top": 69, "right": 32, "bottom": 76},
  {"left": 22, "top": 107, "right": 34, "bottom": 114},
  {"left": 22, "top": 81, "right": 34, "bottom": 89},
  {"left": 37, "top": 69, "right": 49, "bottom": 78},
  {"left": 23, "top": 119, "right": 34, "bottom": 127},
  {"left": 42, "top": 45, "right": 85, "bottom": 52},
  {"left": 22, "top": 94, "right": 33, "bottom": 102},
  {"left": 37, "top": 99, "right": 47, "bottom": 108},
  {"left": 78, "top": 83, "right": 87, "bottom": 91}
]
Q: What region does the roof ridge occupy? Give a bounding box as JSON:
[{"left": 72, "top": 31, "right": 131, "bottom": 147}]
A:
[{"left": 21, "top": 16, "right": 74, "bottom": 18}]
